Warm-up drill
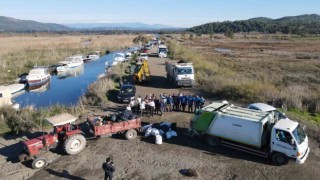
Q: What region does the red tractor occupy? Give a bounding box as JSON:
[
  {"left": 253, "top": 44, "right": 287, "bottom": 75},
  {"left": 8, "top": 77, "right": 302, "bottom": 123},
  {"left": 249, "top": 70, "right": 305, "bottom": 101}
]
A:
[{"left": 19, "top": 113, "right": 86, "bottom": 169}]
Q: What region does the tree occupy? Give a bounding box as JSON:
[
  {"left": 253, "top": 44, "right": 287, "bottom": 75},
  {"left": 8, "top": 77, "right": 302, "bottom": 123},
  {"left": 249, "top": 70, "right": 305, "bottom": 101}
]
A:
[
  {"left": 224, "top": 28, "right": 234, "bottom": 39},
  {"left": 189, "top": 34, "right": 194, "bottom": 40},
  {"left": 133, "top": 35, "right": 149, "bottom": 45}
]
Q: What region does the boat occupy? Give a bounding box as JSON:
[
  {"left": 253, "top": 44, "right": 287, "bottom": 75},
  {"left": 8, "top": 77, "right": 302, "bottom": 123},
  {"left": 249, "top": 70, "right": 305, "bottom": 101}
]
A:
[
  {"left": 56, "top": 62, "right": 70, "bottom": 72},
  {"left": 28, "top": 81, "right": 50, "bottom": 93},
  {"left": 64, "top": 55, "right": 83, "bottom": 68},
  {"left": 0, "top": 83, "right": 25, "bottom": 94},
  {"left": 114, "top": 53, "right": 125, "bottom": 63},
  {"left": 83, "top": 51, "right": 100, "bottom": 62},
  {"left": 26, "top": 67, "right": 51, "bottom": 86},
  {"left": 57, "top": 64, "right": 84, "bottom": 79},
  {"left": 0, "top": 87, "right": 19, "bottom": 109}
]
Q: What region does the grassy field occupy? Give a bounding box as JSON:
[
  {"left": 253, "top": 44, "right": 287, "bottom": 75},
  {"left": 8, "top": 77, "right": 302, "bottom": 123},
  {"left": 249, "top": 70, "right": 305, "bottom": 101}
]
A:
[
  {"left": 0, "top": 33, "right": 135, "bottom": 83},
  {"left": 168, "top": 34, "right": 320, "bottom": 122}
]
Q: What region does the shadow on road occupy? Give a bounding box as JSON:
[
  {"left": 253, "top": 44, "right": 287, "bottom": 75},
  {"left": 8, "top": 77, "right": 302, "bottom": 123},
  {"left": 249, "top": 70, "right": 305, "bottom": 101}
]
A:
[
  {"left": 46, "top": 169, "right": 86, "bottom": 180},
  {"left": 142, "top": 126, "right": 271, "bottom": 165}
]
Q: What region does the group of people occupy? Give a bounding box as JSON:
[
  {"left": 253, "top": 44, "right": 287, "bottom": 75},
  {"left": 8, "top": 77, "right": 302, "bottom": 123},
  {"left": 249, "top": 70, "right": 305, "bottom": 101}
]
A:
[{"left": 126, "top": 93, "right": 206, "bottom": 117}]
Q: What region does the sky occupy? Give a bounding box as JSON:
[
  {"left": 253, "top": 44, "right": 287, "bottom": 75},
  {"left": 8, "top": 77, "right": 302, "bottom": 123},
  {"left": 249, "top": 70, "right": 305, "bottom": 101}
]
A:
[{"left": 0, "top": 0, "right": 319, "bottom": 27}]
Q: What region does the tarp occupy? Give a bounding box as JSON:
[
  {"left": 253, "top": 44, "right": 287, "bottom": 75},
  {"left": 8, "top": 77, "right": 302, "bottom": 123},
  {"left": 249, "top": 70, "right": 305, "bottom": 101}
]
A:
[{"left": 45, "top": 113, "right": 78, "bottom": 126}]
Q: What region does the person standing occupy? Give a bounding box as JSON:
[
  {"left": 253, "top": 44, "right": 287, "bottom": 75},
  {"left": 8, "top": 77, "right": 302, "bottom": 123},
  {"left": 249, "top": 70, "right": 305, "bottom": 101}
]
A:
[
  {"left": 167, "top": 95, "right": 173, "bottom": 112},
  {"left": 173, "top": 93, "right": 180, "bottom": 111},
  {"left": 187, "top": 95, "right": 194, "bottom": 112},
  {"left": 148, "top": 99, "right": 155, "bottom": 117},
  {"left": 102, "top": 158, "right": 115, "bottom": 180},
  {"left": 180, "top": 93, "right": 187, "bottom": 112},
  {"left": 140, "top": 100, "right": 146, "bottom": 117},
  {"left": 155, "top": 97, "right": 161, "bottom": 115},
  {"left": 200, "top": 96, "right": 205, "bottom": 108}
]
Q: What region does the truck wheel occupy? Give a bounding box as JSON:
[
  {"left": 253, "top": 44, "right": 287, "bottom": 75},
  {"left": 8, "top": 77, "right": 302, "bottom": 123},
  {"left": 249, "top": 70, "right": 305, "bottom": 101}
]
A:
[
  {"left": 125, "top": 130, "right": 137, "bottom": 140},
  {"left": 32, "top": 157, "right": 48, "bottom": 169},
  {"left": 206, "top": 136, "right": 220, "bottom": 147},
  {"left": 272, "top": 152, "right": 289, "bottom": 166},
  {"left": 64, "top": 134, "right": 86, "bottom": 155}
]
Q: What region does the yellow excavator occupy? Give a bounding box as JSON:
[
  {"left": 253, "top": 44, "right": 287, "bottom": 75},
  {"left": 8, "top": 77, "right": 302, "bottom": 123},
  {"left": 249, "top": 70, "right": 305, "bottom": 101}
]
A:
[{"left": 133, "top": 60, "right": 151, "bottom": 83}]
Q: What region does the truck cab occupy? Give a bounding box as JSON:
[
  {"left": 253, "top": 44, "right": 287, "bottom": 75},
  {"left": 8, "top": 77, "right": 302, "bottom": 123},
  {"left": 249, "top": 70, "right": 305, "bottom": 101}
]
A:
[
  {"left": 271, "top": 119, "right": 309, "bottom": 164},
  {"left": 173, "top": 63, "right": 195, "bottom": 86}
]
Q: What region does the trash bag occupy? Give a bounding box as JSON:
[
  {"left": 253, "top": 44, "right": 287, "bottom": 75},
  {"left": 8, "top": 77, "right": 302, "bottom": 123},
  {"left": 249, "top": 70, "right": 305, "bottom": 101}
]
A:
[
  {"left": 160, "top": 122, "right": 172, "bottom": 127},
  {"left": 159, "top": 129, "right": 165, "bottom": 136},
  {"left": 170, "top": 130, "right": 177, "bottom": 137},
  {"left": 151, "top": 128, "right": 160, "bottom": 136},
  {"left": 155, "top": 135, "right": 162, "bottom": 145},
  {"left": 145, "top": 128, "right": 152, "bottom": 137},
  {"left": 160, "top": 125, "right": 170, "bottom": 132},
  {"left": 142, "top": 124, "right": 152, "bottom": 132},
  {"left": 170, "top": 123, "right": 177, "bottom": 130},
  {"left": 166, "top": 132, "right": 172, "bottom": 139},
  {"left": 152, "top": 123, "right": 161, "bottom": 129}
]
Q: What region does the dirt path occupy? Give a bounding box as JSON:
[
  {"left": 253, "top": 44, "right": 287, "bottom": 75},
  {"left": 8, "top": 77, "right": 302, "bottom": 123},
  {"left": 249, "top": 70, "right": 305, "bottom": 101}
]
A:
[{"left": 1, "top": 46, "right": 320, "bottom": 180}]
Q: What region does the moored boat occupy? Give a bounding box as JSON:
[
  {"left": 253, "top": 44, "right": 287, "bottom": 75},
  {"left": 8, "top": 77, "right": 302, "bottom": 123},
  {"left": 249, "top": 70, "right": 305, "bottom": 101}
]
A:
[{"left": 26, "top": 67, "right": 51, "bottom": 86}]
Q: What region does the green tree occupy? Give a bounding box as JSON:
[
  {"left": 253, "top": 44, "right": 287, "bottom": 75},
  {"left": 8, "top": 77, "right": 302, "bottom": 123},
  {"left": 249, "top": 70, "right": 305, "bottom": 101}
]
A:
[{"left": 224, "top": 28, "right": 234, "bottom": 39}]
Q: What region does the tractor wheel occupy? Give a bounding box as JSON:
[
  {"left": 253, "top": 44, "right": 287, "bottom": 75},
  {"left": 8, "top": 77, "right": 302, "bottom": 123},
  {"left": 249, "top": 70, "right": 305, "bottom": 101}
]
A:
[
  {"left": 64, "top": 134, "right": 86, "bottom": 155},
  {"left": 31, "top": 157, "right": 48, "bottom": 169},
  {"left": 206, "top": 136, "right": 220, "bottom": 147},
  {"left": 272, "top": 152, "right": 289, "bottom": 166},
  {"left": 125, "top": 129, "right": 137, "bottom": 140}
]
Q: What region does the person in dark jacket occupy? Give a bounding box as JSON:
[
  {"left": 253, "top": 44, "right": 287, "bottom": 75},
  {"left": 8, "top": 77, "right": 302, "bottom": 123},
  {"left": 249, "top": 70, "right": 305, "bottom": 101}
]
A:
[
  {"left": 173, "top": 93, "right": 180, "bottom": 111},
  {"left": 187, "top": 95, "right": 194, "bottom": 112},
  {"left": 194, "top": 95, "right": 200, "bottom": 111},
  {"left": 102, "top": 158, "right": 115, "bottom": 180},
  {"left": 167, "top": 95, "right": 173, "bottom": 112},
  {"left": 180, "top": 93, "right": 188, "bottom": 112}
]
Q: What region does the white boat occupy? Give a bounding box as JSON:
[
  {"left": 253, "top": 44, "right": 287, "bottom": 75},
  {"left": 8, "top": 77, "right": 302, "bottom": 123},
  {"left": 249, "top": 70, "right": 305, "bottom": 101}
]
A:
[
  {"left": 83, "top": 51, "right": 100, "bottom": 62},
  {"left": 56, "top": 62, "right": 70, "bottom": 72},
  {"left": 0, "top": 84, "right": 25, "bottom": 94},
  {"left": 26, "top": 67, "right": 51, "bottom": 86},
  {"left": 0, "top": 87, "right": 19, "bottom": 109},
  {"left": 64, "top": 55, "right": 84, "bottom": 68},
  {"left": 114, "top": 53, "right": 125, "bottom": 63}
]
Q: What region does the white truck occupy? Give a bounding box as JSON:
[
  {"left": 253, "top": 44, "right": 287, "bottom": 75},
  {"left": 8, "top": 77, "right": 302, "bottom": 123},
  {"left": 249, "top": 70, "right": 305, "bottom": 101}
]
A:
[
  {"left": 190, "top": 101, "right": 309, "bottom": 165},
  {"left": 165, "top": 60, "right": 195, "bottom": 87},
  {"left": 158, "top": 45, "right": 168, "bottom": 58}
]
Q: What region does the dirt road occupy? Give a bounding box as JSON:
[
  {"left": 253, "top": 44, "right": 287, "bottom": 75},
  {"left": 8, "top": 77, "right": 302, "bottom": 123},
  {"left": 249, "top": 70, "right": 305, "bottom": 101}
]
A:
[{"left": 1, "top": 46, "right": 320, "bottom": 180}]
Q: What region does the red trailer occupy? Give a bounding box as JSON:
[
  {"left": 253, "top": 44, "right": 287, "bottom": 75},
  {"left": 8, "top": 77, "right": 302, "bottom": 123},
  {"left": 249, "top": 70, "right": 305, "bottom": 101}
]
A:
[{"left": 87, "top": 113, "right": 141, "bottom": 140}]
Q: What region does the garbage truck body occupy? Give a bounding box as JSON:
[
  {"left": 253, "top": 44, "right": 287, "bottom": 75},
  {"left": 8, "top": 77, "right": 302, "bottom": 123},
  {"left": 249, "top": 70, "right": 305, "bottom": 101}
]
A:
[{"left": 190, "top": 102, "right": 309, "bottom": 165}]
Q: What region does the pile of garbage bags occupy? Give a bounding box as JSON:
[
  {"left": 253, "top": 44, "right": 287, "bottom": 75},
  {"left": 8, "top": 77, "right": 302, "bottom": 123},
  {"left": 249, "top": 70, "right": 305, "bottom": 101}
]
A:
[{"left": 142, "top": 122, "right": 177, "bottom": 145}]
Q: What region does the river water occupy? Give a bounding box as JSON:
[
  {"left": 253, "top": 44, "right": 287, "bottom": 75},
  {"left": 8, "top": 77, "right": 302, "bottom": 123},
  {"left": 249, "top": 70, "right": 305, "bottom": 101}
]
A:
[{"left": 13, "top": 49, "right": 132, "bottom": 108}]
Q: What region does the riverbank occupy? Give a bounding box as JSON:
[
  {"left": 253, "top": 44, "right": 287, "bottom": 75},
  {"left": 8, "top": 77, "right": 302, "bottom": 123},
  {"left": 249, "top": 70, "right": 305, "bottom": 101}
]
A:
[{"left": 0, "top": 34, "right": 135, "bottom": 83}]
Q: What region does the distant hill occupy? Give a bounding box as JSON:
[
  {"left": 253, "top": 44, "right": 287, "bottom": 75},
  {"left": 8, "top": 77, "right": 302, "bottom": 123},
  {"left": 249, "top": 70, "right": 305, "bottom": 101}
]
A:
[
  {"left": 0, "top": 16, "right": 69, "bottom": 32},
  {"left": 65, "top": 22, "right": 178, "bottom": 30},
  {"left": 188, "top": 14, "right": 320, "bottom": 35}
]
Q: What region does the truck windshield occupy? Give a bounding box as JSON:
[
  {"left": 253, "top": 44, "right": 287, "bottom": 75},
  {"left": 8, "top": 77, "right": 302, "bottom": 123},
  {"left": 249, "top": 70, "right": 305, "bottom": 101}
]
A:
[
  {"left": 159, "top": 48, "right": 167, "bottom": 53},
  {"left": 292, "top": 125, "right": 306, "bottom": 145},
  {"left": 177, "top": 68, "right": 193, "bottom": 75}
]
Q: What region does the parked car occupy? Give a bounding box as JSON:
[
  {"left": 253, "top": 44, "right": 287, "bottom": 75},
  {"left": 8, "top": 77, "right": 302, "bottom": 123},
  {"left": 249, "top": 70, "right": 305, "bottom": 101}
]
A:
[
  {"left": 136, "top": 53, "right": 148, "bottom": 62},
  {"left": 247, "top": 103, "right": 288, "bottom": 121},
  {"left": 145, "top": 44, "right": 152, "bottom": 50},
  {"left": 117, "top": 84, "right": 136, "bottom": 102}
]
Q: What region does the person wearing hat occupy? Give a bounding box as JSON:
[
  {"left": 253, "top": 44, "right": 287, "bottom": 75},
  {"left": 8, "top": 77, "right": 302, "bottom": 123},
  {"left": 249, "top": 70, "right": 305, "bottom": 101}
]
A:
[{"left": 102, "top": 157, "right": 115, "bottom": 180}]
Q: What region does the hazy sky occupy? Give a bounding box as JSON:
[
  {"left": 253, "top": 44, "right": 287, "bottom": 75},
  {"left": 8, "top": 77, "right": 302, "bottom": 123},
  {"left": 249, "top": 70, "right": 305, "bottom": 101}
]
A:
[{"left": 1, "top": 0, "right": 319, "bottom": 27}]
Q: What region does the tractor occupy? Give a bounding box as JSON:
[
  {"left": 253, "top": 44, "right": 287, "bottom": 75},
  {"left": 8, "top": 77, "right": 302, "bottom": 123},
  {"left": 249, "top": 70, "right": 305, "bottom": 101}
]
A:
[{"left": 18, "top": 113, "right": 86, "bottom": 169}]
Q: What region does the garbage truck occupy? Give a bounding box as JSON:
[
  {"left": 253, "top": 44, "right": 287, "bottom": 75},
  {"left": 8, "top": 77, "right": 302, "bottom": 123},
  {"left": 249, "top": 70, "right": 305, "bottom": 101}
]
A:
[
  {"left": 165, "top": 60, "right": 195, "bottom": 87},
  {"left": 189, "top": 101, "right": 309, "bottom": 165}
]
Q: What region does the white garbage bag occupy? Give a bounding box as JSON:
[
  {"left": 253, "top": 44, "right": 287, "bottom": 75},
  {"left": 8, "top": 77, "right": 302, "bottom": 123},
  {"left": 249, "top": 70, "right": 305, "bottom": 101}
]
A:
[
  {"left": 142, "top": 124, "right": 153, "bottom": 132},
  {"left": 155, "top": 135, "right": 162, "bottom": 145},
  {"left": 170, "top": 130, "right": 177, "bottom": 137},
  {"left": 151, "top": 128, "right": 160, "bottom": 136},
  {"left": 166, "top": 132, "right": 172, "bottom": 139},
  {"left": 145, "top": 127, "right": 152, "bottom": 137}
]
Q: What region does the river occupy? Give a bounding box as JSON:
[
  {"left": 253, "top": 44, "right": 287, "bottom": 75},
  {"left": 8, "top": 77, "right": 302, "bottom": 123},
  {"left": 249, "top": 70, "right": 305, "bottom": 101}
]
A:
[{"left": 13, "top": 48, "right": 134, "bottom": 108}]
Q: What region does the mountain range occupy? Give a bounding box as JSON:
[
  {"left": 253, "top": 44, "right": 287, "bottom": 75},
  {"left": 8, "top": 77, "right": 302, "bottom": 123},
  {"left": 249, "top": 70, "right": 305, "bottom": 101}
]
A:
[{"left": 0, "top": 16, "right": 178, "bottom": 32}]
